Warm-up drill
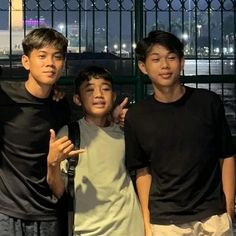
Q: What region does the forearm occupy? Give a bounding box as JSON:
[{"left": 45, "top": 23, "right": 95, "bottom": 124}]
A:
[
  {"left": 221, "top": 156, "right": 235, "bottom": 219},
  {"left": 47, "top": 163, "right": 65, "bottom": 199},
  {"left": 136, "top": 167, "right": 152, "bottom": 235}
]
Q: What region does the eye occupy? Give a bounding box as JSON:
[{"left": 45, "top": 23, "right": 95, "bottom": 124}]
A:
[
  {"left": 54, "top": 54, "right": 63, "bottom": 60},
  {"left": 38, "top": 54, "right": 46, "bottom": 59},
  {"left": 102, "top": 86, "right": 111, "bottom": 91},
  {"left": 152, "top": 58, "right": 160, "bottom": 62},
  {"left": 168, "top": 55, "right": 177, "bottom": 60},
  {"left": 86, "top": 88, "right": 94, "bottom": 92}
]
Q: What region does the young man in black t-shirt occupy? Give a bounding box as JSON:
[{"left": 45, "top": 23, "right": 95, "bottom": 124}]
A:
[
  {"left": 0, "top": 28, "right": 70, "bottom": 236},
  {"left": 125, "top": 30, "right": 235, "bottom": 236}
]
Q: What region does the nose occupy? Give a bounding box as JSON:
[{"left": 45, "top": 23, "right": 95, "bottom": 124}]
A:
[
  {"left": 160, "top": 58, "right": 169, "bottom": 68},
  {"left": 46, "top": 56, "right": 55, "bottom": 66},
  {"left": 94, "top": 87, "right": 103, "bottom": 97}
]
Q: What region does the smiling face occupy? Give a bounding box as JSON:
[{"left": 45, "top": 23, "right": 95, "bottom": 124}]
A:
[
  {"left": 22, "top": 45, "right": 65, "bottom": 97},
  {"left": 138, "top": 44, "right": 184, "bottom": 90},
  {"left": 74, "top": 77, "right": 116, "bottom": 123}
]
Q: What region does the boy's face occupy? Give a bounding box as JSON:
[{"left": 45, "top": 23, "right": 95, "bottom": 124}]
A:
[
  {"left": 76, "top": 77, "right": 115, "bottom": 119},
  {"left": 138, "top": 44, "right": 184, "bottom": 89},
  {"left": 22, "top": 45, "right": 65, "bottom": 87}
]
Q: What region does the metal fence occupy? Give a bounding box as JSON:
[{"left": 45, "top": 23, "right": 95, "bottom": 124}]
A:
[{"left": 0, "top": 0, "right": 236, "bottom": 134}]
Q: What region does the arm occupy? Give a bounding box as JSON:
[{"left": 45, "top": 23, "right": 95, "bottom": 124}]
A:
[
  {"left": 136, "top": 167, "right": 152, "bottom": 236},
  {"left": 221, "top": 156, "right": 235, "bottom": 219},
  {"left": 47, "top": 129, "right": 83, "bottom": 199}
]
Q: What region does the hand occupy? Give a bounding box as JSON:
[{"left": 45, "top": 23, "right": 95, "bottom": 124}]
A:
[
  {"left": 112, "top": 97, "right": 129, "bottom": 128},
  {"left": 145, "top": 223, "right": 152, "bottom": 236},
  {"left": 47, "top": 129, "right": 84, "bottom": 167},
  {"left": 52, "top": 87, "right": 65, "bottom": 101}
]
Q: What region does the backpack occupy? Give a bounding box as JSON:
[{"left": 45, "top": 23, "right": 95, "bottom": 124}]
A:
[{"left": 67, "top": 121, "right": 80, "bottom": 236}]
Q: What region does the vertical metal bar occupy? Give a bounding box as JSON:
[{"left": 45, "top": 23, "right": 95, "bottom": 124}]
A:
[
  {"left": 9, "top": 0, "right": 12, "bottom": 76},
  {"left": 194, "top": 0, "right": 198, "bottom": 76},
  {"left": 92, "top": 0, "right": 95, "bottom": 52},
  {"left": 65, "top": 0, "right": 68, "bottom": 37},
  {"left": 105, "top": 1, "right": 109, "bottom": 52},
  {"left": 78, "top": 0, "right": 82, "bottom": 53},
  {"left": 51, "top": 0, "right": 54, "bottom": 28},
  {"left": 135, "top": 0, "right": 144, "bottom": 102},
  {"left": 144, "top": 9, "right": 147, "bottom": 36},
  {"left": 220, "top": 0, "right": 224, "bottom": 75},
  {"left": 234, "top": 1, "right": 236, "bottom": 75},
  {"left": 207, "top": 0, "right": 211, "bottom": 90},
  {"left": 37, "top": 0, "right": 40, "bottom": 27},
  {"left": 168, "top": 0, "right": 171, "bottom": 32},
  {"left": 119, "top": 0, "right": 122, "bottom": 56},
  {"left": 155, "top": 1, "right": 158, "bottom": 31},
  {"left": 181, "top": 0, "right": 185, "bottom": 76},
  {"left": 135, "top": 0, "right": 143, "bottom": 51},
  {"left": 65, "top": 0, "right": 68, "bottom": 75},
  {"left": 207, "top": 0, "right": 211, "bottom": 76},
  {"left": 131, "top": 11, "right": 135, "bottom": 75},
  {"left": 23, "top": 0, "right": 26, "bottom": 36}
]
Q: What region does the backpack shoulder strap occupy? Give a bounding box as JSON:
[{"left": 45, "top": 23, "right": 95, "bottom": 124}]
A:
[
  {"left": 67, "top": 121, "right": 80, "bottom": 198},
  {"left": 67, "top": 121, "right": 80, "bottom": 150},
  {"left": 67, "top": 121, "right": 80, "bottom": 236}
]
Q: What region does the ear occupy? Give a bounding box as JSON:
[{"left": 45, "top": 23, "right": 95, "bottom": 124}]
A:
[
  {"left": 21, "top": 55, "right": 30, "bottom": 70},
  {"left": 73, "top": 94, "right": 82, "bottom": 106},
  {"left": 138, "top": 61, "right": 148, "bottom": 75}
]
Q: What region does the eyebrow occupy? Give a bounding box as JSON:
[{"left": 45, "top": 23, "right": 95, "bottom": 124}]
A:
[
  {"left": 149, "top": 52, "right": 178, "bottom": 58},
  {"left": 38, "top": 49, "right": 62, "bottom": 54},
  {"left": 85, "top": 81, "right": 111, "bottom": 87}
]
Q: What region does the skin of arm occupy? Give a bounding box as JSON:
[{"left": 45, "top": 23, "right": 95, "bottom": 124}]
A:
[
  {"left": 136, "top": 167, "right": 152, "bottom": 236},
  {"left": 220, "top": 156, "right": 235, "bottom": 220},
  {"left": 47, "top": 129, "right": 84, "bottom": 199}
]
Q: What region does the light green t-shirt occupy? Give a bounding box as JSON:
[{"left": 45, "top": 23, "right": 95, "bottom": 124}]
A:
[{"left": 60, "top": 118, "right": 144, "bottom": 236}]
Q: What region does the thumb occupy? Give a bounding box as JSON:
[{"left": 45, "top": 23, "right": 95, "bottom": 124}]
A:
[
  {"left": 119, "top": 97, "right": 129, "bottom": 109},
  {"left": 49, "top": 129, "right": 56, "bottom": 144}
]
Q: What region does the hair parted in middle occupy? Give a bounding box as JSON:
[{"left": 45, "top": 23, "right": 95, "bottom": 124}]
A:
[{"left": 135, "top": 30, "right": 184, "bottom": 62}]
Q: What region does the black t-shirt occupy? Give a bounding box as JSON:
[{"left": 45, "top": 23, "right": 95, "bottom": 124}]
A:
[
  {"left": 125, "top": 86, "right": 235, "bottom": 224},
  {"left": 0, "top": 81, "right": 70, "bottom": 221}
]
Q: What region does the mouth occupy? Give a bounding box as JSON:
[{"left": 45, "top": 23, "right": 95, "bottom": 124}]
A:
[
  {"left": 93, "top": 101, "right": 106, "bottom": 108},
  {"left": 160, "top": 73, "right": 172, "bottom": 79},
  {"left": 44, "top": 71, "right": 56, "bottom": 77}
]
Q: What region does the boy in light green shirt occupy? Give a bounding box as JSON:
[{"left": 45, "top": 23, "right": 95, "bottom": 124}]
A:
[{"left": 47, "top": 66, "right": 144, "bottom": 236}]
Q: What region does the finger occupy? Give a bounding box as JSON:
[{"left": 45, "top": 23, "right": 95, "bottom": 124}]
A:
[
  {"left": 58, "top": 140, "right": 74, "bottom": 153},
  {"left": 55, "top": 134, "right": 71, "bottom": 143},
  {"left": 120, "top": 108, "right": 128, "bottom": 120},
  {"left": 49, "top": 129, "right": 56, "bottom": 144},
  {"left": 52, "top": 89, "right": 58, "bottom": 101},
  {"left": 119, "top": 97, "right": 129, "bottom": 109},
  {"left": 67, "top": 149, "right": 85, "bottom": 157}
]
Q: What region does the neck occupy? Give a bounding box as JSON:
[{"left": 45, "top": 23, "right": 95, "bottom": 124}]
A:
[
  {"left": 84, "top": 115, "right": 111, "bottom": 127},
  {"left": 154, "top": 85, "right": 185, "bottom": 103},
  {"left": 25, "top": 80, "right": 52, "bottom": 99}
]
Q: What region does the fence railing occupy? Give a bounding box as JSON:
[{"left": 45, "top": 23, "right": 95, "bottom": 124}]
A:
[{"left": 0, "top": 0, "right": 235, "bottom": 134}]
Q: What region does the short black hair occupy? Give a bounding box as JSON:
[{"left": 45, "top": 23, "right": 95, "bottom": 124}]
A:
[
  {"left": 22, "top": 27, "right": 68, "bottom": 57},
  {"left": 135, "top": 30, "right": 184, "bottom": 62},
  {"left": 74, "top": 65, "right": 113, "bottom": 94}
]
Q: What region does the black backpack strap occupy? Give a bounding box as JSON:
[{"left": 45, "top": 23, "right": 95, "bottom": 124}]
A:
[{"left": 67, "top": 121, "right": 80, "bottom": 236}]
